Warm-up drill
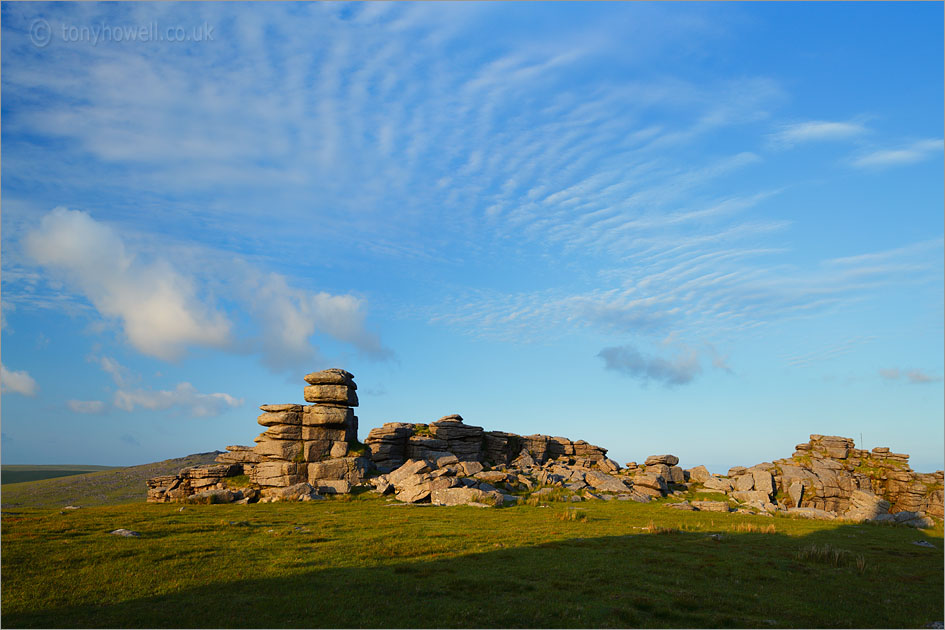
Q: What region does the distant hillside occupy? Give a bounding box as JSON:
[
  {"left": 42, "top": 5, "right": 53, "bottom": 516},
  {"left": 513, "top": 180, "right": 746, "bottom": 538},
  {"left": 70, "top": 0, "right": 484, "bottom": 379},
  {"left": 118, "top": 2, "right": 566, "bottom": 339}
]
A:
[
  {"left": 1, "top": 465, "right": 118, "bottom": 485},
  {"left": 0, "top": 452, "right": 221, "bottom": 509}
]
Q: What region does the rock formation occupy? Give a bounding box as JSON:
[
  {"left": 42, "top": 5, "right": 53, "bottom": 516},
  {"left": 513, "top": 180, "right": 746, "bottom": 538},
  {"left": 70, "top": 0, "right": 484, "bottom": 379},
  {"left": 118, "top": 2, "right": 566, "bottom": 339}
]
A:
[
  {"left": 147, "top": 369, "right": 943, "bottom": 525},
  {"left": 365, "top": 416, "right": 610, "bottom": 471},
  {"left": 679, "top": 434, "right": 943, "bottom": 527}
]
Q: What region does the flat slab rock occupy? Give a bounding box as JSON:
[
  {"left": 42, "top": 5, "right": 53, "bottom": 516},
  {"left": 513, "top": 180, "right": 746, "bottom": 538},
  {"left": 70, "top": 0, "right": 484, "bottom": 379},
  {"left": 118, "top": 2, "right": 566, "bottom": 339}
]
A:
[{"left": 303, "top": 368, "right": 357, "bottom": 388}]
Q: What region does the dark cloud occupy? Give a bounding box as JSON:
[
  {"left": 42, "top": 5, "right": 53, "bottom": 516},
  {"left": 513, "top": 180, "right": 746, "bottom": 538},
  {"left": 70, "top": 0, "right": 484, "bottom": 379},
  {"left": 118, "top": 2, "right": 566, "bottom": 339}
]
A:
[
  {"left": 597, "top": 344, "right": 701, "bottom": 386},
  {"left": 120, "top": 434, "right": 141, "bottom": 447}
]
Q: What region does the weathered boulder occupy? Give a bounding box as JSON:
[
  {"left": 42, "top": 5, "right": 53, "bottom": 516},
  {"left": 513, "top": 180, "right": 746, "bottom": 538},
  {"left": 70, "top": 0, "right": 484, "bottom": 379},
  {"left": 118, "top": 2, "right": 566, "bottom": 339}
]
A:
[
  {"left": 752, "top": 470, "right": 774, "bottom": 495},
  {"left": 731, "top": 490, "right": 771, "bottom": 504},
  {"left": 364, "top": 422, "right": 412, "bottom": 469},
  {"left": 389, "top": 459, "right": 432, "bottom": 486},
  {"left": 460, "top": 461, "right": 484, "bottom": 476},
  {"left": 250, "top": 461, "right": 304, "bottom": 487},
  {"left": 645, "top": 454, "right": 679, "bottom": 466},
  {"left": 843, "top": 490, "right": 891, "bottom": 522},
  {"left": 667, "top": 466, "right": 686, "bottom": 484},
  {"left": 431, "top": 486, "right": 503, "bottom": 507},
  {"left": 301, "top": 424, "right": 356, "bottom": 442},
  {"left": 692, "top": 500, "right": 730, "bottom": 512},
  {"left": 303, "top": 384, "right": 358, "bottom": 407},
  {"left": 584, "top": 470, "right": 631, "bottom": 494},
  {"left": 257, "top": 410, "right": 302, "bottom": 427},
  {"left": 315, "top": 480, "right": 351, "bottom": 494},
  {"left": 262, "top": 424, "right": 302, "bottom": 440},
  {"left": 734, "top": 474, "right": 755, "bottom": 492},
  {"left": 307, "top": 457, "right": 371, "bottom": 484},
  {"left": 788, "top": 482, "right": 805, "bottom": 507},
  {"left": 184, "top": 488, "right": 243, "bottom": 504},
  {"left": 260, "top": 483, "right": 319, "bottom": 502},
  {"left": 475, "top": 470, "right": 513, "bottom": 485},
  {"left": 703, "top": 476, "right": 734, "bottom": 492},
  {"left": 395, "top": 477, "right": 433, "bottom": 503},
  {"left": 686, "top": 465, "right": 712, "bottom": 483},
  {"left": 893, "top": 511, "right": 935, "bottom": 528},
  {"left": 303, "top": 404, "right": 355, "bottom": 427},
  {"left": 259, "top": 404, "right": 302, "bottom": 413},
  {"left": 253, "top": 438, "right": 302, "bottom": 461},
  {"left": 630, "top": 472, "right": 667, "bottom": 497},
  {"left": 303, "top": 368, "right": 356, "bottom": 388},
  {"left": 215, "top": 445, "right": 261, "bottom": 465}
]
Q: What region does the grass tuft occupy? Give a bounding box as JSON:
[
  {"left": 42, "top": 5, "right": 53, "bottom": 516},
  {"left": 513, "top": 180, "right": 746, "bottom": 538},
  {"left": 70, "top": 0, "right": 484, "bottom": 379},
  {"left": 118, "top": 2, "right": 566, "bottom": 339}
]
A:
[
  {"left": 552, "top": 508, "right": 588, "bottom": 522},
  {"left": 794, "top": 543, "right": 867, "bottom": 572},
  {"left": 732, "top": 522, "right": 776, "bottom": 534}
]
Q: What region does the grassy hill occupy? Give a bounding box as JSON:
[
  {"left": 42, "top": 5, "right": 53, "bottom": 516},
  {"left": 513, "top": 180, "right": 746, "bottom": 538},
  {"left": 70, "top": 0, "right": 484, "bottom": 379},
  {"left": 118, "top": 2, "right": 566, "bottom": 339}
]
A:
[
  {"left": 2, "top": 465, "right": 119, "bottom": 485},
  {"left": 0, "top": 452, "right": 220, "bottom": 509},
  {"left": 1, "top": 494, "right": 942, "bottom": 628}
]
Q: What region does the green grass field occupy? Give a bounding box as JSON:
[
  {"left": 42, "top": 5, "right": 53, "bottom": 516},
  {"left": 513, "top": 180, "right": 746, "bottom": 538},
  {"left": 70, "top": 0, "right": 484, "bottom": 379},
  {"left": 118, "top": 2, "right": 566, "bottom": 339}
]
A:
[
  {"left": 1, "top": 465, "right": 119, "bottom": 485},
  {"left": 2, "top": 490, "right": 942, "bottom": 628}
]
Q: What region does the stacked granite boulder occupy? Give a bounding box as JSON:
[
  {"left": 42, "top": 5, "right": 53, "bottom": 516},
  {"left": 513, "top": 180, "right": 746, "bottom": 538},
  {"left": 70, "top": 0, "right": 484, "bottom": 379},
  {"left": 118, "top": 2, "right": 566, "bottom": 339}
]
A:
[
  {"left": 249, "top": 369, "right": 369, "bottom": 496},
  {"left": 147, "top": 368, "right": 370, "bottom": 503}
]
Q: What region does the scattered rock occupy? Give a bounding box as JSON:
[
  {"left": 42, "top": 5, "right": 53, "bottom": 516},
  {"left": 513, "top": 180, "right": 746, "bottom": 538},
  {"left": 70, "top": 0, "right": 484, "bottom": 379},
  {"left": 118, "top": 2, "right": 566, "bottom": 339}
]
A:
[
  {"left": 110, "top": 529, "right": 140, "bottom": 537},
  {"left": 692, "top": 500, "right": 730, "bottom": 513}
]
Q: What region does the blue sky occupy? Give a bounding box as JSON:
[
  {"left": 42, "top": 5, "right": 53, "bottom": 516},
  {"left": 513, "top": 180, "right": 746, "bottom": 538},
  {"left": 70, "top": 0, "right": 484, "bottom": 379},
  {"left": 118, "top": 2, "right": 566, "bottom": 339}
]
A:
[{"left": 2, "top": 2, "right": 942, "bottom": 473}]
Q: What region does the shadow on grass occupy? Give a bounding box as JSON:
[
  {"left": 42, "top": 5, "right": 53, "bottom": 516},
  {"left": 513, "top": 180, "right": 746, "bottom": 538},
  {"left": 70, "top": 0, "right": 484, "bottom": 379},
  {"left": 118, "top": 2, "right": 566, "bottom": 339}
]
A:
[{"left": 3, "top": 521, "right": 942, "bottom": 629}]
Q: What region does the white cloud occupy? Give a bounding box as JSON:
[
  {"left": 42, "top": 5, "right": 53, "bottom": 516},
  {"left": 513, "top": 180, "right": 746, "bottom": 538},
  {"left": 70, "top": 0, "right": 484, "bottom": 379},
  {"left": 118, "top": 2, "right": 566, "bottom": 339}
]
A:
[
  {"left": 852, "top": 139, "right": 943, "bottom": 168},
  {"left": 24, "top": 208, "right": 232, "bottom": 360},
  {"left": 769, "top": 120, "right": 866, "bottom": 147},
  {"left": 21, "top": 208, "right": 391, "bottom": 372},
  {"left": 114, "top": 382, "right": 244, "bottom": 417},
  {"left": 0, "top": 363, "right": 39, "bottom": 396},
  {"left": 597, "top": 344, "right": 702, "bottom": 386},
  {"left": 91, "top": 355, "right": 135, "bottom": 387},
  {"left": 67, "top": 400, "right": 107, "bottom": 414},
  {"left": 238, "top": 270, "right": 392, "bottom": 372}
]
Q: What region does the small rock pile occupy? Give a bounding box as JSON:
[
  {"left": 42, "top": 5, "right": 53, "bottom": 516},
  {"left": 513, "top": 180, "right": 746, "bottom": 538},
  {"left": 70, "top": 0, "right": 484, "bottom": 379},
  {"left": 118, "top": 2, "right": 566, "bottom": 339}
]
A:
[{"left": 146, "top": 464, "right": 242, "bottom": 503}]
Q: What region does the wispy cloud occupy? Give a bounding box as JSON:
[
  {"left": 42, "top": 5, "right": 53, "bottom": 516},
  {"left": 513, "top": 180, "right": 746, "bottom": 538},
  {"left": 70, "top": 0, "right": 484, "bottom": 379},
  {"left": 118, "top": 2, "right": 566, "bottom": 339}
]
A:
[
  {"left": 597, "top": 344, "right": 702, "bottom": 386},
  {"left": 879, "top": 368, "right": 942, "bottom": 384},
  {"left": 431, "top": 239, "right": 938, "bottom": 347},
  {"left": 0, "top": 363, "right": 39, "bottom": 396},
  {"left": 769, "top": 120, "right": 867, "bottom": 148},
  {"left": 785, "top": 336, "right": 877, "bottom": 369},
  {"left": 67, "top": 399, "right": 107, "bottom": 414},
  {"left": 852, "top": 138, "right": 944, "bottom": 169},
  {"left": 113, "top": 382, "right": 244, "bottom": 417}
]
